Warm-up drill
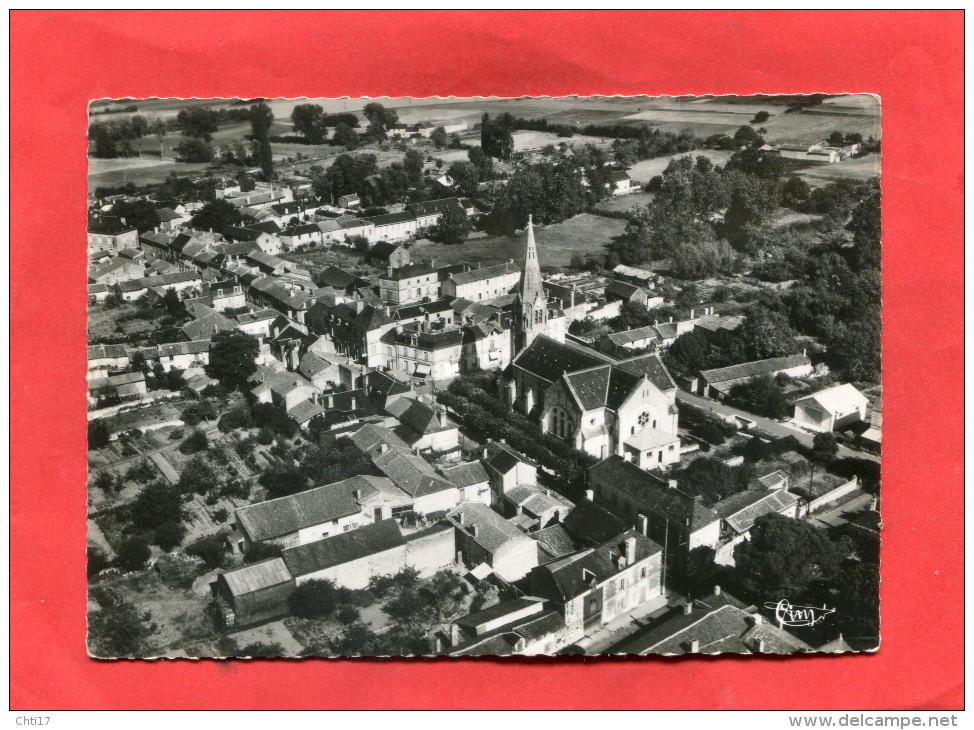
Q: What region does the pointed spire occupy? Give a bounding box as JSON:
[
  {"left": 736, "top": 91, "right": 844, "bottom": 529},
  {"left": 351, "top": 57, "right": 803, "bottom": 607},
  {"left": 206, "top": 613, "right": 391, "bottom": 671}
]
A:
[{"left": 521, "top": 214, "right": 544, "bottom": 306}]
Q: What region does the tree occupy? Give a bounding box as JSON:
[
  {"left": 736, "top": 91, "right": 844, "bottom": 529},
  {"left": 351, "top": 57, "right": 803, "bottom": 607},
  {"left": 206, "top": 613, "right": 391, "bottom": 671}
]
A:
[
  {"left": 115, "top": 535, "right": 151, "bottom": 572},
  {"left": 467, "top": 145, "right": 494, "bottom": 180},
  {"left": 190, "top": 198, "right": 244, "bottom": 231},
  {"left": 163, "top": 288, "right": 183, "bottom": 318},
  {"left": 174, "top": 137, "right": 213, "bottom": 163},
  {"left": 732, "top": 124, "right": 764, "bottom": 149},
  {"left": 130, "top": 480, "right": 184, "bottom": 532},
  {"left": 733, "top": 513, "right": 846, "bottom": 600},
  {"left": 781, "top": 175, "right": 811, "bottom": 209},
  {"left": 481, "top": 113, "right": 514, "bottom": 160},
  {"left": 185, "top": 534, "right": 229, "bottom": 570},
  {"left": 179, "top": 427, "right": 209, "bottom": 454},
  {"left": 752, "top": 110, "right": 770, "bottom": 124},
  {"left": 808, "top": 431, "right": 840, "bottom": 496},
  {"left": 403, "top": 148, "right": 425, "bottom": 187},
  {"left": 430, "top": 203, "right": 472, "bottom": 244},
  {"left": 259, "top": 465, "right": 308, "bottom": 499},
  {"left": 291, "top": 103, "right": 326, "bottom": 144},
  {"left": 87, "top": 544, "right": 111, "bottom": 578},
  {"left": 238, "top": 173, "right": 256, "bottom": 192},
  {"left": 363, "top": 102, "right": 398, "bottom": 140},
  {"left": 177, "top": 455, "right": 217, "bottom": 495},
  {"left": 236, "top": 641, "right": 285, "bottom": 657},
  {"left": 447, "top": 160, "right": 479, "bottom": 197},
  {"left": 249, "top": 101, "right": 275, "bottom": 178},
  {"left": 331, "top": 122, "right": 359, "bottom": 150},
  {"left": 153, "top": 521, "right": 187, "bottom": 551},
  {"left": 734, "top": 304, "right": 799, "bottom": 361},
  {"left": 729, "top": 374, "right": 789, "bottom": 419},
  {"left": 112, "top": 199, "right": 161, "bottom": 233},
  {"left": 206, "top": 330, "right": 259, "bottom": 388},
  {"left": 288, "top": 579, "right": 338, "bottom": 618},
  {"left": 176, "top": 107, "right": 219, "bottom": 141},
  {"left": 88, "top": 419, "right": 111, "bottom": 450},
  {"left": 430, "top": 126, "right": 448, "bottom": 148},
  {"left": 88, "top": 600, "right": 157, "bottom": 657}
]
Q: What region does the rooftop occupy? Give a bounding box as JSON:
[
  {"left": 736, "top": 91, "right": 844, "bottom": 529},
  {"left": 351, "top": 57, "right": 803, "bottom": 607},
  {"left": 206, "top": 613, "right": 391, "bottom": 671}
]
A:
[{"left": 282, "top": 519, "right": 406, "bottom": 578}]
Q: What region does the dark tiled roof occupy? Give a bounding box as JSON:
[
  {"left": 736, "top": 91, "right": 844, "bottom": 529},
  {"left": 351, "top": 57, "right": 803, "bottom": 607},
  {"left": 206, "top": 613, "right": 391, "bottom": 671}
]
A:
[
  {"left": 531, "top": 524, "right": 580, "bottom": 561},
  {"left": 237, "top": 476, "right": 374, "bottom": 542},
  {"left": 281, "top": 519, "right": 406, "bottom": 578},
  {"left": 589, "top": 455, "right": 720, "bottom": 532},
  {"left": 440, "top": 461, "right": 489, "bottom": 489},
  {"left": 220, "top": 558, "right": 292, "bottom": 597},
  {"left": 512, "top": 335, "right": 613, "bottom": 384},
  {"left": 367, "top": 211, "right": 417, "bottom": 227},
  {"left": 449, "top": 261, "right": 521, "bottom": 286},
  {"left": 387, "top": 398, "right": 454, "bottom": 435},
  {"left": 380, "top": 262, "right": 437, "bottom": 281},
  {"left": 604, "top": 279, "right": 642, "bottom": 300},
  {"left": 617, "top": 353, "right": 677, "bottom": 392},
  {"left": 561, "top": 500, "right": 629, "bottom": 546},
  {"left": 713, "top": 489, "right": 799, "bottom": 535},
  {"left": 700, "top": 354, "right": 811, "bottom": 385}
]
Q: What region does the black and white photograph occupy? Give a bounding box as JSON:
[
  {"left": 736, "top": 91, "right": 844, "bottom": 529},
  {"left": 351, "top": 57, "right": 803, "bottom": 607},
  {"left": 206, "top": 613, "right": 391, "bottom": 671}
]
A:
[{"left": 85, "top": 94, "right": 882, "bottom": 659}]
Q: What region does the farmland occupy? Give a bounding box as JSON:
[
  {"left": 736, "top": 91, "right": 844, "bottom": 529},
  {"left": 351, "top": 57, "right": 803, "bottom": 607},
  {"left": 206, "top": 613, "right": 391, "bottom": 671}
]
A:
[{"left": 410, "top": 213, "right": 626, "bottom": 271}]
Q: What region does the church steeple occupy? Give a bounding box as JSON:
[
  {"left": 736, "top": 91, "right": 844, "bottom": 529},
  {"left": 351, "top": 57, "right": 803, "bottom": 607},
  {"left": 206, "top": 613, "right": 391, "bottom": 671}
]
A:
[
  {"left": 521, "top": 215, "right": 544, "bottom": 306},
  {"left": 516, "top": 214, "right": 548, "bottom": 351}
]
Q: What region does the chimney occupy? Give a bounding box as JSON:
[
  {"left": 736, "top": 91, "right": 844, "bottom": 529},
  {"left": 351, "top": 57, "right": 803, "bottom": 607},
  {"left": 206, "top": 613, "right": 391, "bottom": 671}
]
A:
[
  {"left": 625, "top": 536, "right": 637, "bottom": 565},
  {"left": 683, "top": 603, "right": 693, "bottom": 616},
  {"left": 668, "top": 479, "right": 678, "bottom": 490},
  {"left": 438, "top": 408, "right": 447, "bottom": 428},
  {"left": 379, "top": 443, "right": 388, "bottom": 455},
  {"left": 802, "top": 348, "right": 807, "bottom": 357},
  {"left": 387, "top": 266, "right": 393, "bottom": 277},
  {"left": 669, "top": 316, "right": 673, "bottom": 323},
  {"left": 350, "top": 396, "right": 357, "bottom": 411},
  {"left": 482, "top": 446, "right": 489, "bottom": 460},
  {"left": 752, "top": 613, "right": 763, "bottom": 626},
  {"left": 637, "top": 513, "right": 649, "bottom": 536},
  {"left": 757, "top": 638, "right": 766, "bottom": 653},
  {"left": 353, "top": 488, "right": 362, "bottom": 501},
  {"left": 470, "top": 525, "right": 479, "bottom": 538},
  {"left": 384, "top": 305, "right": 391, "bottom": 316},
  {"left": 690, "top": 309, "right": 695, "bottom": 319},
  {"left": 327, "top": 394, "right": 334, "bottom": 408},
  {"left": 457, "top": 511, "right": 464, "bottom": 525},
  {"left": 689, "top": 639, "right": 700, "bottom": 653},
  {"left": 585, "top": 489, "right": 595, "bottom": 502},
  {"left": 431, "top": 259, "right": 436, "bottom": 269},
  {"left": 713, "top": 584, "right": 722, "bottom": 596},
  {"left": 449, "top": 623, "right": 460, "bottom": 647}
]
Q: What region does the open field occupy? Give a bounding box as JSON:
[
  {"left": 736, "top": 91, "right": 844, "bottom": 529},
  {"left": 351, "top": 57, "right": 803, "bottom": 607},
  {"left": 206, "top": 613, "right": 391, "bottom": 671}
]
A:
[
  {"left": 594, "top": 190, "right": 654, "bottom": 214},
  {"left": 88, "top": 158, "right": 210, "bottom": 192},
  {"left": 410, "top": 213, "right": 625, "bottom": 270},
  {"left": 795, "top": 153, "right": 881, "bottom": 187},
  {"left": 627, "top": 149, "right": 735, "bottom": 182}
]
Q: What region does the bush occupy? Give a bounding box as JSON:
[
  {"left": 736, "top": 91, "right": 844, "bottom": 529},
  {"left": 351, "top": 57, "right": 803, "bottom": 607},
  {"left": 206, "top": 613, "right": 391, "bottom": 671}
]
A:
[
  {"left": 212, "top": 507, "right": 229, "bottom": 523},
  {"left": 181, "top": 401, "right": 217, "bottom": 426},
  {"left": 169, "top": 428, "right": 185, "bottom": 441},
  {"left": 88, "top": 420, "right": 111, "bottom": 450},
  {"left": 130, "top": 480, "right": 184, "bottom": 532},
  {"left": 87, "top": 544, "right": 111, "bottom": 578},
  {"left": 154, "top": 552, "right": 204, "bottom": 589},
  {"left": 125, "top": 459, "right": 156, "bottom": 484},
  {"left": 256, "top": 427, "right": 275, "bottom": 445},
  {"left": 218, "top": 405, "right": 254, "bottom": 433},
  {"left": 336, "top": 606, "right": 360, "bottom": 625},
  {"left": 179, "top": 428, "right": 209, "bottom": 455},
  {"left": 185, "top": 535, "right": 229, "bottom": 570},
  {"left": 288, "top": 579, "right": 338, "bottom": 618},
  {"left": 153, "top": 521, "right": 187, "bottom": 551},
  {"left": 114, "top": 535, "right": 151, "bottom": 572},
  {"left": 177, "top": 455, "right": 217, "bottom": 495}
]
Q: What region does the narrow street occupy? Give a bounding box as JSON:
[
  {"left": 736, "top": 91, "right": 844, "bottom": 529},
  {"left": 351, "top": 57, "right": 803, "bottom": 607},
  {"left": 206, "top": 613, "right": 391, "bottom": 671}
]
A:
[{"left": 675, "top": 390, "right": 879, "bottom": 464}]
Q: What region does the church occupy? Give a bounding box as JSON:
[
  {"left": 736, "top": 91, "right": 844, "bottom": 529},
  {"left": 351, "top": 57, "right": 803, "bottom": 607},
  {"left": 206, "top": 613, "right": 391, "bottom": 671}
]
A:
[{"left": 501, "top": 217, "right": 681, "bottom": 470}]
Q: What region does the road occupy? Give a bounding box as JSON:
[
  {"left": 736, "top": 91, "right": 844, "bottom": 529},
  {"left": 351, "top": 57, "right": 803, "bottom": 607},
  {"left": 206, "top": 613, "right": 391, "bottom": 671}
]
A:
[{"left": 676, "top": 390, "right": 879, "bottom": 464}]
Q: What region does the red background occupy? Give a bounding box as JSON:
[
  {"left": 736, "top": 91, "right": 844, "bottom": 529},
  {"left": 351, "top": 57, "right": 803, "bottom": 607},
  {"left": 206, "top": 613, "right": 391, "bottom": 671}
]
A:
[{"left": 10, "top": 10, "right": 964, "bottom": 710}]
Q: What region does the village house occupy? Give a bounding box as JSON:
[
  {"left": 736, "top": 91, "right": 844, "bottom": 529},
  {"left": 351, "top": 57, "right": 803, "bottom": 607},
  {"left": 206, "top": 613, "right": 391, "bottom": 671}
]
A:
[
  {"left": 250, "top": 368, "right": 319, "bottom": 413},
  {"left": 604, "top": 279, "right": 650, "bottom": 308},
  {"left": 87, "top": 370, "right": 147, "bottom": 407},
  {"left": 223, "top": 226, "right": 282, "bottom": 256},
  {"left": 483, "top": 441, "right": 539, "bottom": 498},
  {"left": 441, "top": 261, "right": 521, "bottom": 302},
  {"left": 698, "top": 353, "right": 813, "bottom": 399},
  {"left": 88, "top": 256, "right": 145, "bottom": 286},
  {"left": 442, "top": 597, "right": 574, "bottom": 657},
  {"left": 380, "top": 323, "right": 464, "bottom": 382},
  {"left": 369, "top": 241, "right": 411, "bottom": 270},
  {"left": 378, "top": 262, "right": 442, "bottom": 305},
  {"left": 229, "top": 474, "right": 412, "bottom": 556},
  {"left": 613, "top": 588, "right": 813, "bottom": 655},
  {"left": 280, "top": 223, "right": 323, "bottom": 250},
  {"left": 87, "top": 218, "right": 139, "bottom": 255},
  {"left": 711, "top": 471, "right": 801, "bottom": 566},
  {"left": 461, "top": 319, "right": 513, "bottom": 373},
  {"left": 87, "top": 344, "right": 130, "bottom": 375},
  {"left": 588, "top": 454, "right": 722, "bottom": 573},
  {"left": 445, "top": 502, "right": 540, "bottom": 582},
  {"left": 349, "top": 423, "right": 460, "bottom": 515},
  {"left": 115, "top": 270, "right": 202, "bottom": 302},
  {"left": 607, "top": 170, "right": 635, "bottom": 195},
  {"left": 130, "top": 340, "right": 210, "bottom": 373},
  {"left": 439, "top": 461, "right": 492, "bottom": 506},
  {"left": 386, "top": 397, "right": 460, "bottom": 453},
  {"left": 211, "top": 557, "right": 295, "bottom": 629},
  {"left": 337, "top": 193, "right": 361, "bottom": 209},
  {"left": 307, "top": 300, "right": 395, "bottom": 368},
  {"left": 296, "top": 351, "right": 343, "bottom": 391},
  {"left": 792, "top": 383, "right": 869, "bottom": 432},
  {"left": 528, "top": 530, "right": 666, "bottom": 635}
]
